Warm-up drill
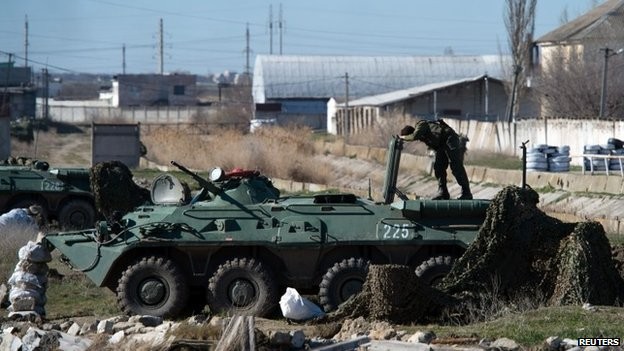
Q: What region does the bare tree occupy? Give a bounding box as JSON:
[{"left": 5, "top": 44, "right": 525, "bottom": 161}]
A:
[
  {"left": 503, "top": 0, "right": 537, "bottom": 122},
  {"left": 535, "top": 48, "right": 624, "bottom": 118}
]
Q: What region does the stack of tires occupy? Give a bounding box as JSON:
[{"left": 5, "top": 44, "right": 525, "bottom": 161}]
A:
[
  {"left": 608, "top": 138, "right": 624, "bottom": 171},
  {"left": 583, "top": 144, "right": 606, "bottom": 172},
  {"left": 583, "top": 138, "right": 624, "bottom": 172},
  {"left": 549, "top": 145, "right": 571, "bottom": 172},
  {"left": 525, "top": 144, "right": 571, "bottom": 172}
]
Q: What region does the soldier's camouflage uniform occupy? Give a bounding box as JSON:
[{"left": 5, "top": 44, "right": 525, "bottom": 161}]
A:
[{"left": 401, "top": 120, "right": 472, "bottom": 200}]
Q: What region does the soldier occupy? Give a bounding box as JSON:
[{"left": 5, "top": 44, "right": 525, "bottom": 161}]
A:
[{"left": 399, "top": 119, "right": 473, "bottom": 200}]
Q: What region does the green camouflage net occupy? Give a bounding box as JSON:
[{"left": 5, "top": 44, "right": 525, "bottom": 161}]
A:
[{"left": 89, "top": 161, "right": 150, "bottom": 217}]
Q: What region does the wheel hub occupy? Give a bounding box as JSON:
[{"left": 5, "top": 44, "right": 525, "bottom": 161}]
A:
[
  {"left": 69, "top": 211, "right": 86, "bottom": 227},
  {"left": 139, "top": 279, "right": 166, "bottom": 305},
  {"left": 340, "top": 278, "right": 363, "bottom": 301},
  {"left": 229, "top": 279, "right": 255, "bottom": 307}
]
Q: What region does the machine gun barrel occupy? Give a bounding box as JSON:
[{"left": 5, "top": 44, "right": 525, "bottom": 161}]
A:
[{"left": 170, "top": 161, "right": 222, "bottom": 194}]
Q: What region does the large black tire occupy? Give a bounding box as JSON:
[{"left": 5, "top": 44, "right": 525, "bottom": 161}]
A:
[
  {"left": 319, "top": 257, "right": 369, "bottom": 312},
  {"left": 206, "top": 257, "right": 278, "bottom": 317},
  {"left": 415, "top": 255, "right": 455, "bottom": 287},
  {"left": 58, "top": 198, "right": 96, "bottom": 230},
  {"left": 117, "top": 256, "right": 189, "bottom": 318}
]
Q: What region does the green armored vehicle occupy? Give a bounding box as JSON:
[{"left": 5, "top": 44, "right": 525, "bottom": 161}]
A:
[
  {"left": 44, "top": 137, "right": 490, "bottom": 318},
  {"left": 0, "top": 162, "right": 96, "bottom": 229}
]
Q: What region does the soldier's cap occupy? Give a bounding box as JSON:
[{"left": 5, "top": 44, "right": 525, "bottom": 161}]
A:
[{"left": 400, "top": 125, "right": 415, "bottom": 136}]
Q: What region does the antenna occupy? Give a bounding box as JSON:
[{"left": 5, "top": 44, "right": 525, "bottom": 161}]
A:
[
  {"left": 269, "top": 5, "right": 273, "bottom": 54},
  {"left": 279, "top": 3, "right": 284, "bottom": 55},
  {"left": 24, "top": 15, "right": 29, "bottom": 67}
]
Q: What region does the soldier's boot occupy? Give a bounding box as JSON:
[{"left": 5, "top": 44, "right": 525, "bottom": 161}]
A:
[
  {"left": 456, "top": 179, "right": 473, "bottom": 200},
  {"left": 432, "top": 182, "right": 450, "bottom": 200}
]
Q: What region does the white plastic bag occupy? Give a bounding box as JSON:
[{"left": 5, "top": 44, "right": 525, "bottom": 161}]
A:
[{"left": 279, "top": 287, "right": 325, "bottom": 321}]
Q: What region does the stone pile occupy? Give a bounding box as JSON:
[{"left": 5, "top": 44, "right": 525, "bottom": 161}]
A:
[{"left": 7, "top": 241, "right": 52, "bottom": 320}]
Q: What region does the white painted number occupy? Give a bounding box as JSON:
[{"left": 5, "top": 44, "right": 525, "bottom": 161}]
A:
[{"left": 382, "top": 223, "right": 410, "bottom": 239}]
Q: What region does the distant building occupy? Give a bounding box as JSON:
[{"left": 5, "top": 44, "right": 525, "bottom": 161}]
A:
[
  {"left": 110, "top": 74, "right": 197, "bottom": 107},
  {"left": 532, "top": 0, "right": 624, "bottom": 117},
  {"left": 0, "top": 63, "right": 36, "bottom": 119},
  {"left": 252, "top": 55, "right": 509, "bottom": 131},
  {"left": 330, "top": 75, "right": 507, "bottom": 135},
  {"left": 534, "top": 0, "right": 624, "bottom": 72}
]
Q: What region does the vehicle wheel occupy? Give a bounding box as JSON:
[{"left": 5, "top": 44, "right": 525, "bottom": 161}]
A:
[
  {"left": 415, "top": 255, "right": 455, "bottom": 287},
  {"left": 117, "top": 256, "right": 189, "bottom": 318},
  {"left": 206, "top": 257, "right": 278, "bottom": 317},
  {"left": 58, "top": 199, "right": 96, "bottom": 230},
  {"left": 318, "top": 257, "right": 369, "bottom": 312}
]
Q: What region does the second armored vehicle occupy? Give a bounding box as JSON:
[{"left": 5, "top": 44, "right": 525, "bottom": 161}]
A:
[
  {"left": 0, "top": 162, "right": 96, "bottom": 230},
  {"left": 44, "top": 137, "right": 490, "bottom": 318}
]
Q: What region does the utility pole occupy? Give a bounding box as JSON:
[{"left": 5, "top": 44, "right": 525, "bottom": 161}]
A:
[
  {"left": 24, "top": 15, "right": 29, "bottom": 67},
  {"left": 158, "top": 18, "right": 164, "bottom": 75},
  {"left": 599, "top": 47, "right": 622, "bottom": 118},
  {"left": 122, "top": 44, "right": 126, "bottom": 74},
  {"left": 244, "top": 23, "right": 251, "bottom": 75},
  {"left": 279, "top": 3, "right": 283, "bottom": 55},
  {"left": 42, "top": 68, "right": 49, "bottom": 120},
  {"left": 344, "top": 73, "right": 349, "bottom": 133},
  {"left": 269, "top": 5, "right": 274, "bottom": 54}
]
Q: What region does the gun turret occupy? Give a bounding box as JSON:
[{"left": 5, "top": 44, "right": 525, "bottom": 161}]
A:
[{"left": 170, "top": 161, "right": 222, "bottom": 195}]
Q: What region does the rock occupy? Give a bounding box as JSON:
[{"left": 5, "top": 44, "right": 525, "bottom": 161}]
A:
[
  {"left": 0, "top": 283, "right": 8, "bottom": 308},
  {"left": 268, "top": 330, "right": 291, "bottom": 346},
  {"left": 0, "top": 329, "right": 22, "bottom": 351},
  {"left": 544, "top": 336, "right": 562, "bottom": 350},
  {"left": 112, "top": 321, "right": 137, "bottom": 333},
  {"left": 332, "top": 317, "right": 370, "bottom": 341},
  {"left": 584, "top": 346, "right": 600, "bottom": 351},
  {"left": 80, "top": 320, "right": 98, "bottom": 335},
  {"left": 107, "top": 315, "right": 129, "bottom": 323},
  {"left": 128, "top": 315, "right": 163, "bottom": 327},
  {"left": 109, "top": 330, "right": 125, "bottom": 344},
  {"left": 368, "top": 321, "right": 396, "bottom": 340},
  {"left": 10, "top": 297, "right": 36, "bottom": 312},
  {"left": 407, "top": 331, "right": 436, "bottom": 344},
  {"left": 562, "top": 338, "right": 579, "bottom": 348},
  {"left": 491, "top": 337, "right": 520, "bottom": 351},
  {"left": 209, "top": 316, "right": 227, "bottom": 329},
  {"left": 66, "top": 323, "right": 81, "bottom": 336},
  {"left": 582, "top": 302, "right": 598, "bottom": 312},
  {"left": 290, "top": 330, "right": 306, "bottom": 349},
  {"left": 59, "top": 321, "right": 74, "bottom": 331},
  {"left": 186, "top": 315, "right": 209, "bottom": 325},
  {"left": 97, "top": 320, "right": 114, "bottom": 334}
]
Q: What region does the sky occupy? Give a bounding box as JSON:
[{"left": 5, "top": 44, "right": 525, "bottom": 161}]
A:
[{"left": 0, "top": 0, "right": 603, "bottom": 76}]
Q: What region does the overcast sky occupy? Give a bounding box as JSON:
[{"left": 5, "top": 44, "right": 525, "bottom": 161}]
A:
[{"left": 0, "top": 0, "right": 602, "bottom": 75}]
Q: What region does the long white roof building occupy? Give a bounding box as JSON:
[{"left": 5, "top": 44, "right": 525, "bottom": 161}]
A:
[{"left": 252, "top": 54, "right": 510, "bottom": 103}]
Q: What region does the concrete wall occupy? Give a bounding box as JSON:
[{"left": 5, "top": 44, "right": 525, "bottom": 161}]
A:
[
  {"left": 336, "top": 116, "right": 624, "bottom": 166},
  {"left": 92, "top": 124, "right": 141, "bottom": 168},
  {"left": 41, "top": 104, "right": 227, "bottom": 125}
]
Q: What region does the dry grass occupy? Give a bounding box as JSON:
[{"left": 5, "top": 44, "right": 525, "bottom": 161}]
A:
[
  {"left": 142, "top": 125, "right": 333, "bottom": 184},
  {"left": 346, "top": 114, "right": 430, "bottom": 155},
  {"left": 0, "top": 224, "right": 39, "bottom": 283}
]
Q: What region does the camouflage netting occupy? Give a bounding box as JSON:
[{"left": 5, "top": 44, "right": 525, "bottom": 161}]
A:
[
  {"left": 326, "top": 265, "right": 458, "bottom": 324},
  {"left": 441, "top": 186, "right": 624, "bottom": 306},
  {"left": 89, "top": 161, "right": 151, "bottom": 217},
  {"left": 331, "top": 186, "right": 624, "bottom": 324}
]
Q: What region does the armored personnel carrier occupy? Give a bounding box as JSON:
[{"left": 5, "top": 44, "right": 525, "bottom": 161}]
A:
[
  {"left": 44, "top": 137, "right": 490, "bottom": 318},
  {"left": 0, "top": 162, "right": 96, "bottom": 230}
]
